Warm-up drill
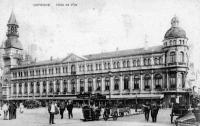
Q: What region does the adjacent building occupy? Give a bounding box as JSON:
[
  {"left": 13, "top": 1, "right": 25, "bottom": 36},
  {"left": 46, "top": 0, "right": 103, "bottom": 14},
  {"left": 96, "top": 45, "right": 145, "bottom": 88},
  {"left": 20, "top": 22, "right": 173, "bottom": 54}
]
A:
[{"left": 1, "top": 12, "right": 191, "bottom": 106}]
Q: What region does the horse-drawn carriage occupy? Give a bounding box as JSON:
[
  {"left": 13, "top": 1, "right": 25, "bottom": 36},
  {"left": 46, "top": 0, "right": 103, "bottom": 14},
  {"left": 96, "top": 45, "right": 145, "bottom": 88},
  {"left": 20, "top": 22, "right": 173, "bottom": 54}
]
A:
[
  {"left": 82, "top": 105, "right": 101, "bottom": 121},
  {"left": 170, "top": 103, "right": 189, "bottom": 123},
  {"left": 102, "top": 104, "right": 131, "bottom": 121}
]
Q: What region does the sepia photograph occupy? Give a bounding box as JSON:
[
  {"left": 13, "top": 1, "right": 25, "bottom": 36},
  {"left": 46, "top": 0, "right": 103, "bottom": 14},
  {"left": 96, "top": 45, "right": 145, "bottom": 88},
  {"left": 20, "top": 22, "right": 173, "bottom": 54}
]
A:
[{"left": 0, "top": 0, "right": 200, "bottom": 126}]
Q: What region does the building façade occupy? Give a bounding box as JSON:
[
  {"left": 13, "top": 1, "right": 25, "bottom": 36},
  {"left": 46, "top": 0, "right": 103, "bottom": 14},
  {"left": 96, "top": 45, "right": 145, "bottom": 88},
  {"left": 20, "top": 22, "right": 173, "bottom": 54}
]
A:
[{"left": 1, "top": 12, "right": 191, "bottom": 107}]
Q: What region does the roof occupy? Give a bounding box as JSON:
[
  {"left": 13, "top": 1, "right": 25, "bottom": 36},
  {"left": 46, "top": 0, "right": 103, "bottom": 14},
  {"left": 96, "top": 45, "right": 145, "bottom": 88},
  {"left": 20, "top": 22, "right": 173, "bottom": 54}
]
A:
[
  {"left": 164, "top": 27, "right": 186, "bottom": 39},
  {"left": 84, "top": 45, "right": 164, "bottom": 60},
  {"left": 4, "top": 37, "right": 23, "bottom": 50},
  {"left": 12, "top": 45, "right": 164, "bottom": 69},
  {"left": 7, "top": 11, "right": 18, "bottom": 26}
]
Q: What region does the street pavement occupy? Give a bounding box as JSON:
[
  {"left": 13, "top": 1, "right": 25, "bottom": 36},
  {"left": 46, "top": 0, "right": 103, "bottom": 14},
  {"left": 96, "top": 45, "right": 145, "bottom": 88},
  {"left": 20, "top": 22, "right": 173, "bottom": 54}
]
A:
[{"left": 0, "top": 107, "right": 174, "bottom": 126}]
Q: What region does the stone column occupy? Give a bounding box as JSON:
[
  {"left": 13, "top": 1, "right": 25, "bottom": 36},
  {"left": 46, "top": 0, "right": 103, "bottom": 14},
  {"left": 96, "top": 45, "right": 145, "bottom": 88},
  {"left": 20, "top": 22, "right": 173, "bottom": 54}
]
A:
[
  {"left": 84, "top": 78, "right": 88, "bottom": 92},
  {"left": 11, "top": 83, "right": 13, "bottom": 97},
  {"left": 101, "top": 77, "right": 105, "bottom": 93},
  {"left": 140, "top": 74, "right": 143, "bottom": 91},
  {"left": 120, "top": 75, "right": 123, "bottom": 95},
  {"left": 34, "top": 81, "right": 36, "bottom": 95},
  {"left": 53, "top": 80, "right": 56, "bottom": 93},
  {"left": 40, "top": 81, "right": 43, "bottom": 96},
  {"left": 132, "top": 75, "right": 134, "bottom": 90},
  {"left": 27, "top": 82, "right": 30, "bottom": 97},
  {"left": 67, "top": 79, "right": 70, "bottom": 93},
  {"left": 46, "top": 81, "right": 49, "bottom": 95},
  {"left": 130, "top": 74, "right": 133, "bottom": 93},
  {"left": 93, "top": 77, "right": 96, "bottom": 93},
  {"left": 76, "top": 78, "right": 80, "bottom": 93},
  {"left": 22, "top": 82, "right": 24, "bottom": 96},
  {"left": 60, "top": 79, "right": 63, "bottom": 94},
  {"left": 166, "top": 72, "right": 169, "bottom": 89},
  {"left": 110, "top": 76, "right": 114, "bottom": 94},
  {"left": 16, "top": 83, "right": 19, "bottom": 97},
  {"left": 151, "top": 74, "right": 154, "bottom": 91}
]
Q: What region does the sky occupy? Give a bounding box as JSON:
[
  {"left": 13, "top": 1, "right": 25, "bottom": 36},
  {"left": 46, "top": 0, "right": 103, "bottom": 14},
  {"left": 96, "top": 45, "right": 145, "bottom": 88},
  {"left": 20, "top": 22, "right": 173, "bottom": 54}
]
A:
[{"left": 0, "top": 0, "right": 200, "bottom": 70}]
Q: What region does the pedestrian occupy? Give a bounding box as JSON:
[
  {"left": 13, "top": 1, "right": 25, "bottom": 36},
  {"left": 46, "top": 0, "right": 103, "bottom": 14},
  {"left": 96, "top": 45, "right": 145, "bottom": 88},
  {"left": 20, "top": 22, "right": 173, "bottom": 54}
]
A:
[
  {"left": 48, "top": 101, "right": 58, "bottom": 124},
  {"left": 150, "top": 102, "right": 160, "bottom": 122},
  {"left": 67, "top": 101, "right": 73, "bottom": 119},
  {"left": 143, "top": 101, "right": 150, "bottom": 122},
  {"left": 19, "top": 103, "right": 24, "bottom": 113},
  {"left": 2, "top": 102, "right": 8, "bottom": 120},
  {"left": 13, "top": 102, "right": 17, "bottom": 119},
  {"left": 8, "top": 102, "right": 14, "bottom": 120},
  {"left": 59, "top": 101, "right": 65, "bottom": 119}
]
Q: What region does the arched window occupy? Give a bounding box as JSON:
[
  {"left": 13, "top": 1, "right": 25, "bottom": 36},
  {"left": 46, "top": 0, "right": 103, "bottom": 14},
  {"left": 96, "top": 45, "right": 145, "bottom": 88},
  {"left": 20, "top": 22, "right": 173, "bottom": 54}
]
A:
[
  {"left": 104, "top": 62, "right": 107, "bottom": 70},
  {"left": 113, "top": 62, "right": 116, "bottom": 69},
  {"left": 71, "top": 79, "right": 75, "bottom": 94},
  {"left": 117, "top": 61, "right": 120, "bottom": 68},
  {"left": 13, "top": 84, "right": 16, "bottom": 94},
  {"left": 49, "top": 81, "right": 53, "bottom": 93},
  {"left": 127, "top": 60, "right": 130, "bottom": 67},
  {"left": 170, "top": 52, "right": 176, "bottom": 63},
  {"left": 134, "top": 75, "right": 140, "bottom": 89},
  {"left": 154, "top": 58, "right": 158, "bottom": 65},
  {"left": 36, "top": 82, "right": 40, "bottom": 93},
  {"left": 56, "top": 80, "right": 60, "bottom": 94},
  {"left": 71, "top": 64, "right": 76, "bottom": 74},
  {"left": 19, "top": 83, "right": 22, "bottom": 94},
  {"left": 137, "top": 59, "right": 140, "bottom": 66},
  {"left": 179, "top": 52, "right": 184, "bottom": 63},
  {"left": 43, "top": 81, "right": 46, "bottom": 93},
  {"left": 80, "top": 79, "right": 84, "bottom": 93},
  {"left": 24, "top": 82, "right": 28, "bottom": 94},
  {"left": 88, "top": 78, "right": 93, "bottom": 92},
  {"left": 114, "top": 77, "right": 119, "bottom": 90},
  {"left": 96, "top": 78, "right": 101, "bottom": 91},
  {"left": 148, "top": 58, "right": 151, "bottom": 65},
  {"left": 169, "top": 73, "right": 176, "bottom": 89},
  {"left": 108, "top": 63, "right": 110, "bottom": 69},
  {"left": 133, "top": 60, "right": 136, "bottom": 67},
  {"left": 123, "top": 61, "right": 126, "bottom": 68},
  {"left": 105, "top": 77, "right": 110, "bottom": 91},
  {"left": 144, "top": 75, "right": 151, "bottom": 90},
  {"left": 63, "top": 80, "right": 67, "bottom": 94},
  {"left": 154, "top": 74, "right": 162, "bottom": 89},
  {"left": 124, "top": 76, "right": 129, "bottom": 90}
]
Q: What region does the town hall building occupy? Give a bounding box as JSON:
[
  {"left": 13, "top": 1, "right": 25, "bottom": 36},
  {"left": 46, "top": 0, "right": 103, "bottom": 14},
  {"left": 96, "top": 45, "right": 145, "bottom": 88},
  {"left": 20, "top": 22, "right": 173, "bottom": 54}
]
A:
[{"left": 1, "top": 12, "right": 191, "bottom": 107}]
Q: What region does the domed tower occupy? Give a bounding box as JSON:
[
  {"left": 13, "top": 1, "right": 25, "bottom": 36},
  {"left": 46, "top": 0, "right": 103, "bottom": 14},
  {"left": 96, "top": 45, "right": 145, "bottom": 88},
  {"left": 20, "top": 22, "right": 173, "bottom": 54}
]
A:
[
  {"left": 163, "top": 16, "right": 189, "bottom": 104},
  {"left": 2, "top": 11, "right": 23, "bottom": 100}
]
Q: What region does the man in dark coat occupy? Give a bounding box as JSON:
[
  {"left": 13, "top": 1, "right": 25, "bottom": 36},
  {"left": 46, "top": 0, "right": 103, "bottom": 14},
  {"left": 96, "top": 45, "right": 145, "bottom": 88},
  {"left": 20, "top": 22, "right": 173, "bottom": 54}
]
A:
[
  {"left": 150, "top": 102, "right": 160, "bottom": 122},
  {"left": 59, "top": 101, "right": 65, "bottom": 119},
  {"left": 143, "top": 102, "right": 150, "bottom": 122},
  {"left": 67, "top": 101, "right": 73, "bottom": 119},
  {"left": 8, "top": 102, "right": 14, "bottom": 120},
  {"left": 13, "top": 103, "right": 17, "bottom": 119}
]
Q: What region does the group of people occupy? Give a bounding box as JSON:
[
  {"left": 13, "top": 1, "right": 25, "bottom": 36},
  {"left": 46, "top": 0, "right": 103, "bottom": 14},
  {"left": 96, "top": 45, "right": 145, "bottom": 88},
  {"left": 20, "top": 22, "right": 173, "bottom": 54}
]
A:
[
  {"left": 142, "top": 102, "right": 160, "bottom": 123},
  {"left": 1, "top": 102, "right": 18, "bottom": 120},
  {"left": 48, "top": 100, "right": 74, "bottom": 125}
]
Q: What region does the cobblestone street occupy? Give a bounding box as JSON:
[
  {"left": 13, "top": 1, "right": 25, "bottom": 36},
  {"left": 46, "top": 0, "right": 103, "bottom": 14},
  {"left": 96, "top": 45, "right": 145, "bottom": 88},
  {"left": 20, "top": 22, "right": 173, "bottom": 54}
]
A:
[{"left": 0, "top": 108, "right": 174, "bottom": 126}]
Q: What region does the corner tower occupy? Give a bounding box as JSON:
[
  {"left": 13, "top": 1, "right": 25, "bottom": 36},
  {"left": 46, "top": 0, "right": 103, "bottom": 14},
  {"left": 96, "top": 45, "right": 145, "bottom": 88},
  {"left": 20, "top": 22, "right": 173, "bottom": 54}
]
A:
[
  {"left": 163, "top": 16, "right": 190, "bottom": 105},
  {"left": 2, "top": 11, "right": 23, "bottom": 100},
  {"left": 3, "top": 11, "right": 23, "bottom": 68}
]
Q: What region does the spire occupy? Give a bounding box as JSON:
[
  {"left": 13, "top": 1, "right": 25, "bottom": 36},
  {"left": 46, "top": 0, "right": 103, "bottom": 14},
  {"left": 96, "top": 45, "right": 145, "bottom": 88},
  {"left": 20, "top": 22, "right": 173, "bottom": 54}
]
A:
[
  {"left": 7, "top": 11, "right": 18, "bottom": 26},
  {"left": 171, "top": 15, "right": 179, "bottom": 27}
]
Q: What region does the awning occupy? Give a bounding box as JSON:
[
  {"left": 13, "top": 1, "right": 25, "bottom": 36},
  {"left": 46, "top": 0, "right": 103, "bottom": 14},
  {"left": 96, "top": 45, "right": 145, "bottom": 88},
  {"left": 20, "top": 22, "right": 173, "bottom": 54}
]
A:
[{"left": 106, "top": 94, "right": 164, "bottom": 99}]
